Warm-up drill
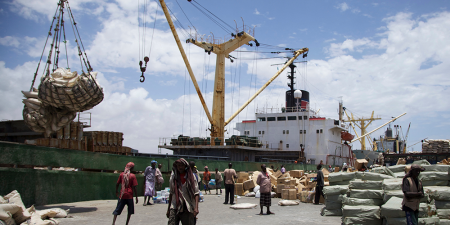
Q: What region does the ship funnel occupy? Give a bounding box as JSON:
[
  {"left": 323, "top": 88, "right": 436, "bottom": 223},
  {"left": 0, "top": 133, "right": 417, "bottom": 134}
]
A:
[{"left": 386, "top": 127, "right": 393, "bottom": 138}]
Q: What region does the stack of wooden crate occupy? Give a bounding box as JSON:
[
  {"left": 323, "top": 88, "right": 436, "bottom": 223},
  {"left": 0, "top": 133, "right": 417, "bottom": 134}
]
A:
[
  {"left": 27, "top": 122, "right": 86, "bottom": 150},
  {"left": 83, "top": 131, "right": 131, "bottom": 155}
]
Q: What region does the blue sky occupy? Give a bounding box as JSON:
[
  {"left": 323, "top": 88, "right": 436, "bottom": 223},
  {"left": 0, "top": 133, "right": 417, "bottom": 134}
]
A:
[{"left": 1, "top": 0, "right": 449, "bottom": 154}]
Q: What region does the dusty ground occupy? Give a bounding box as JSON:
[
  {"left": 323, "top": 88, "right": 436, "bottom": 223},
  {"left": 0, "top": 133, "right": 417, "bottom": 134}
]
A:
[{"left": 36, "top": 192, "right": 341, "bottom": 225}]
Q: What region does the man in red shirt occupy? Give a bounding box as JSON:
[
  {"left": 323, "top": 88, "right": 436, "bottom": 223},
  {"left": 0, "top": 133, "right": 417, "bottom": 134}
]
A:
[{"left": 112, "top": 162, "right": 138, "bottom": 225}]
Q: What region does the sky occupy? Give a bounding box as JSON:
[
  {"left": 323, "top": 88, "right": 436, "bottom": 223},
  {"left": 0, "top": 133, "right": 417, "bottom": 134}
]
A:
[{"left": 0, "top": 0, "right": 449, "bottom": 154}]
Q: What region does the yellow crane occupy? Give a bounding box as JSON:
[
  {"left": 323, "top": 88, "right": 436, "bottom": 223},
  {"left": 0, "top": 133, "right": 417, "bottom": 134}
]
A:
[
  {"left": 344, "top": 110, "right": 381, "bottom": 150},
  {"left": 158, "top": 0, "right": 308, "bottom": 145}
]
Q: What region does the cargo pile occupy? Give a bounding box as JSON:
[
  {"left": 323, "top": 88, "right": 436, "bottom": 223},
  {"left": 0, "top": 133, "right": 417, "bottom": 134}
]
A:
[
  {"left": 321, "top": 159, "right": 450, "bottom": 224},
  {"left": 24, "top": 123, "right": 132, "bottom": 155},
  {"left": 23, "top": 68, "right": 104, "bottom": 138},
  {"left": 232, "top": 168, "right": 330, "bottom": 206},
  {"left": 0, "top": 190, "right": 69, "bottom": 225},
  {"left": 422, "top": 139, "right": 450, "bottom": 154}
]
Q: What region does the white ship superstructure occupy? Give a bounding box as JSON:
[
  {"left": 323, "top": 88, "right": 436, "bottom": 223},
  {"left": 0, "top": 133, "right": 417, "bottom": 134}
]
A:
[{"left": 235, "top": 101, "right": 351, "bottom": 165}]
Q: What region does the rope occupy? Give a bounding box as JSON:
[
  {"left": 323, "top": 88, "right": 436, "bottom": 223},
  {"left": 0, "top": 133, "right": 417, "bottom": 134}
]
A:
[
  {"left": 176, "top": 0, "right": 198, "bottom": 37},
  {"left": 30, "top": 4, "right": 60, "bottom": 91},
  {"left": 191, "top": 0, "right": 234, "bottom": 32},
  {"left": 67, "top": 1, "right": 92, "bottom": 71},
  {"left": 146, "top": 2, "right": 159, "bottom": 59},
  {"left": 189, "top": 2, "right": 231, "bottom": 34}
]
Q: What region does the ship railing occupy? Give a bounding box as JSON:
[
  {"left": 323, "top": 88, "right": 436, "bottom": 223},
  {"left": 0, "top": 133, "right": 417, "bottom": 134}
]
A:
[
  {"left": 255, "top": 107, "right": 309, "bottom": 114},
  {"left": 159, "top": 136, "right": 263, "bottom": 148}
]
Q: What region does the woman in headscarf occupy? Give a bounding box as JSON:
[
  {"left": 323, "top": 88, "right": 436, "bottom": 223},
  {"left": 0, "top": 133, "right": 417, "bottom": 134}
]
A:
[
  {"left": 166, "top": 158, "right": 199, "bottom": 225},
  {"left": 143, "top": 160, "right": 161, "bottom": 206},
  {"left": 112, "top": 162, "right": 138, "bottom": 225}
]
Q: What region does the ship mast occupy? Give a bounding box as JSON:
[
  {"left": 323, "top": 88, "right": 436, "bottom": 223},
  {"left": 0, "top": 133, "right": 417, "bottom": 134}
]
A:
[{"left": 343, "top": 110, "right": 381, "bottom": 150}]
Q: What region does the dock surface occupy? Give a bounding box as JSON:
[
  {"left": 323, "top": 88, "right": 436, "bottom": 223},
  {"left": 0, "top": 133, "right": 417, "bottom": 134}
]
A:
[{"left": 36, "top": 194, "right": 341, "bottom": 224}]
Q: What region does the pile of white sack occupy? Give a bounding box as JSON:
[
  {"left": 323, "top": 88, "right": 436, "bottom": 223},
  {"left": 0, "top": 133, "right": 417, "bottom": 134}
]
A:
[
  {"left": 23, "top": 68, "right": 103, "bottom": 136},
  {"left": 0, "top": 190, "right": 69, "bottom": 225}
]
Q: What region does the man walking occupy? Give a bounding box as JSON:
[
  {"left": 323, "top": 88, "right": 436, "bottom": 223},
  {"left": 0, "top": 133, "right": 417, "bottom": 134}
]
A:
[
  {"left": 256, "top": 164, "right": 274, "bottom": 215},
  {"left": 112, "top": 162, "right": 138, "bottom": 225},
  {"left": 314, "top": 164, "right": 325, "bottom": 205},
  {"left": 167, "top": 159, "right": 199, "bottom": 225},
  {"left": 143, "top": 160, "right": 161, "bottom": 206},
  {"left": 402, "top": 165, "right": 425, "bottom": 225},
  {"left": 214, "top": 168, "right": 223, "bottom": 195},
  {"left": 223, "top": 163, "right": 237, "bottom": 204},
  {"left": 202, "top": 166, "right": 211, "bottom": 195}
]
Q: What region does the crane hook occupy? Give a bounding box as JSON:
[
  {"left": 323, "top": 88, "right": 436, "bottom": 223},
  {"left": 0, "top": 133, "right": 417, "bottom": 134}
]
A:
[{"left": 140, "top": 74, "right": 145, "bottom": 83}]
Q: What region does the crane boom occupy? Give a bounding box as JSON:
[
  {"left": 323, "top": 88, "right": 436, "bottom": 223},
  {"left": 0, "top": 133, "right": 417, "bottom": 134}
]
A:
[{"left": 350, "top": 113, "right": 406, "bottom": 144}]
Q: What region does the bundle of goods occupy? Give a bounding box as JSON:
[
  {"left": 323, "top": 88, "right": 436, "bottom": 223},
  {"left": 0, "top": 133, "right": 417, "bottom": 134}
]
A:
[
  {"left": 386, "top": 165, "right": 406, "bottom": 178},
  {"left": 22, "top": 91, "right": 77, "bottom": 137},
  {"left": 1, "top": 190, "right": 69, "bottom": 225},
  {"left": 328, "top": 172, "right": 356, "bottom": 185},
  {"left": 342, "top": 178, "right": 385, "bottom": 225},
  {"left": 426, "top": 186, "right": 450, "bottom": 221},
  {"left": 38, "top": 68, "right": 103, "bottom": 112},
  {"left": 321, "top": 185, "right": 348, "bottom": 216},
  {"left": 422, "top": 139, "right": 450, "bottom": 154},
  {"left": 419, "top": 165, "right": 450, "bottom": 186},
  {"left": 380, "top": 196, "right": 437, "bottom": 225},
  {"left": 22, "top": 0, "right": 104, "bottom": 137}
]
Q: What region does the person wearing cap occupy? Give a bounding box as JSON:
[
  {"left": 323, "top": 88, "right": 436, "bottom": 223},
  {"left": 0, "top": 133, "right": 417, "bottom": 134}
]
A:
[
  {"left": 328, "top": 165, "right": 333, "bottom": 173},
  {"left": 202, "top": 166, "right": 211, "bottom": 194},
  {"left": 143, "top": 160, "right": 161, "bottom": 206},
  {"left": 402, "top": 164, "right": 425, "bottom": 225},
  {"left": 342, "top": 163, "right": 348, "bottom": 172},
  {"left": 112, "top": 162, "right": 138, "bottom": 225}
]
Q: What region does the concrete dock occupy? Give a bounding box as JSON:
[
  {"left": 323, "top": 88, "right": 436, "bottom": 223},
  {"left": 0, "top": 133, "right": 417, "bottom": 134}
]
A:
[{"left": 36, "top": 194, "right": 341, "bottom": 225}]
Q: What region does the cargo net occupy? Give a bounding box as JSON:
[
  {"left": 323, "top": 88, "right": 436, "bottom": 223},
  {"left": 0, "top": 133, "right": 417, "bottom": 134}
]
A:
[
  {"left": 22, "top": 89, "right": 77, "bottom": 137},
  {"left": 38, "top": 68, "right": 103, "bottom": 112},
  {"left": 22, "top": 0, "right": 103, "bottom": 137}
]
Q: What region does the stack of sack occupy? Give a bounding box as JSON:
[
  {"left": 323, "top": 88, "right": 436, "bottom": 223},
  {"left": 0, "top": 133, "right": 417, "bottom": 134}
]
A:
[
  {"left": 386, "top": 165, "right": 406, "bottom": 178},
  {"left": 0, "top": 190, "right": 69, "bottom": 225},
  {"left": 381, "top": 196, "right": 438, "bottom": 225},
  {"left": 342, "top": 177, "right": 385, "bottom": 225},
  {"left": 420, "top": 165, "right": 450, "bottom": 186},
  {"left": 422, "top": 139, "right": 450, "bottom": 154},
  {"left": 321, "top": 185, "right": 348, "bottom": 216},
  {"left": 328, "top": 172, "right": 356, "bottom": 185},
  {"left": 426, "top": 186, "right": 450, "bottom": 223}
]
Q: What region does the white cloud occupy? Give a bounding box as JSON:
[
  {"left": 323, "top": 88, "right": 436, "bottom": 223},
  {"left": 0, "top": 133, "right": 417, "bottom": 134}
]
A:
[
  {"left": 254, "top": 9, "right": 260, "bottom": 15},
  {"left": 337, "top": 3, "right": 349, "bottom": 12},
  {"left": 0, "top": 36, "right": 20, "bottom": 47},
  {"left": 352, "top": 9, "right": 361, "bottom": 14}
]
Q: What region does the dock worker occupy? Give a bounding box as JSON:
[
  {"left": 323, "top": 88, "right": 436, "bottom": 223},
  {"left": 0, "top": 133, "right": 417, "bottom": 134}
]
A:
[
  {"left": 112, "top": 162, "right": 138, "bottom": 225},
  {"left": 223, "top": 163, "right": 237, "bottom": 204},
  {"left": 202, "top": 166, "right": 212, "bottom": 195},
  {"left": 280, "top": 165, "right": 286, "bottom": 174},
  {"left": 314, "top": 164, "right": 325, "bottom": 205},
  {"left": 167, "top": 158, "right": 199, "bottom": 225},
  {"left": 143, "top": 160, "right": 162, "bottom": 206},
  {"left": 214, "top": 168, "right": 223, "bottom": 195},
  {"left": 256, "top": 164, "right": 274, "bottom": 215},
  {"left": 402, "top": 164, "right": 425, "bottom": 225}
]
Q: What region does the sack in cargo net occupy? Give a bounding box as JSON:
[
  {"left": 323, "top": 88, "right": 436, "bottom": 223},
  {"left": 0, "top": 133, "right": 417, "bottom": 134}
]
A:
[
  {"left": 22, "top": 90, "right": 76, "bottom": 137},
  {"left": 38, "top": 68, "right": 104, "bottom": 112}
]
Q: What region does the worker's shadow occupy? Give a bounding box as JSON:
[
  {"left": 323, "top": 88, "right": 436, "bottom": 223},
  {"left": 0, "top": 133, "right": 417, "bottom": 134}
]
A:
[{"left": 36, "top": 205, "right": 97, "bottom": 214}]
